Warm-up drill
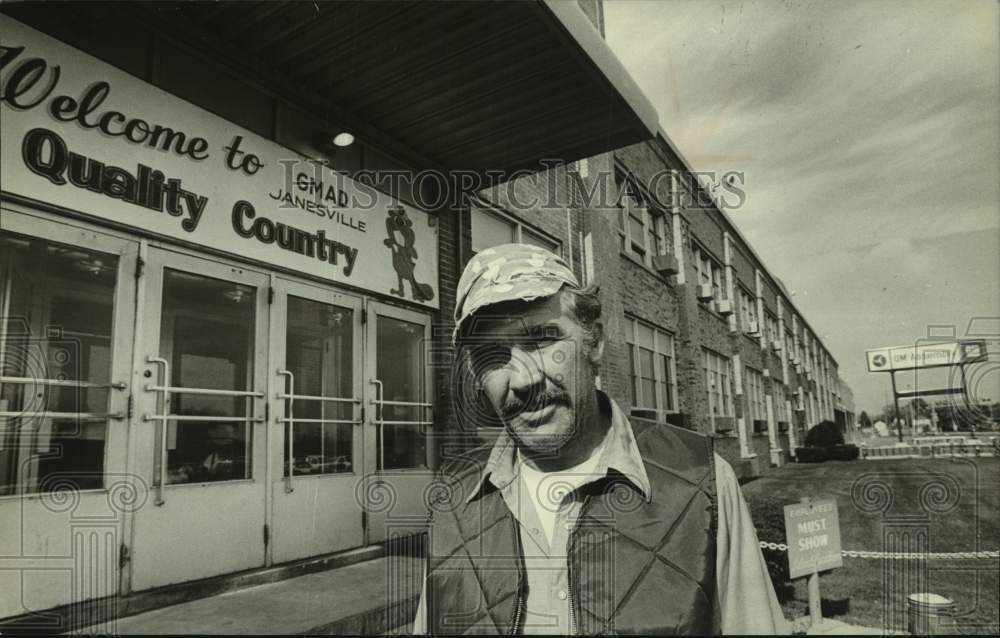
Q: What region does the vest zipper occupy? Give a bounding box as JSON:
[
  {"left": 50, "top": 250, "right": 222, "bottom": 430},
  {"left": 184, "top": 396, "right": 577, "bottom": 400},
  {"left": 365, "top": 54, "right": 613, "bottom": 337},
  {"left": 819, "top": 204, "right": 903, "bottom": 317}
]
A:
[
  {"left": 567, "top": 494, "right": 591, "bottom": 635},
  {"left": 510, "top": 590, "right": 524, "bottom": 635},
  {"left": 568, "top": 570, "right": 578, "bottom": 636},
  {"left": 509, "top": 513, "right": 525, "bottom": 635}
]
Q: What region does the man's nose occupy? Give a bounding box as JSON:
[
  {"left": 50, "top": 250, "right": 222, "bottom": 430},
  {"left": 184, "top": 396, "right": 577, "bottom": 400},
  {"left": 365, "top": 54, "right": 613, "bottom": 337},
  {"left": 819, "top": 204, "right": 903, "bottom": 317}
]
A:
[{"left": 506, "top": 346, "right": 546, "bottom": 393}]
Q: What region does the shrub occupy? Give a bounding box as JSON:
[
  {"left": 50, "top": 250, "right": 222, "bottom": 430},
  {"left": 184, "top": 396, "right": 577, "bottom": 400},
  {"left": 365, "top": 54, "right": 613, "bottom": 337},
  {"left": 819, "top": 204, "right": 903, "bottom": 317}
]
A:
[
  {"left": 804, "top": 420, "right": 844, "bottom": 448},
  {"left": 745, "top": 494, "right": 793, "bottom": 601},
  {"left": 829, "top": 444, "right": 860, "bottom": 461},
  {"left": 795, "top": 447, "right": 828, "bottom": 463}
]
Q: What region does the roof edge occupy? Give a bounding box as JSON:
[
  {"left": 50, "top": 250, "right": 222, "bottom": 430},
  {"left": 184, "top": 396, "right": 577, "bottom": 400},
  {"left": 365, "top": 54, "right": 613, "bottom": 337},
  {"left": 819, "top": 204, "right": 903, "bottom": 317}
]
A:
[{"left": 539, "top": 0, "right": 660, "bottom": 137}]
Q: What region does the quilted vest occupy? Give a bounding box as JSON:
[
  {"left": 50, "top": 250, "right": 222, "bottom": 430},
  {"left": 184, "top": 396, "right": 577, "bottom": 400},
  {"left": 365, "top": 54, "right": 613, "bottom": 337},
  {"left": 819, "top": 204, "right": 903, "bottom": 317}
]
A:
[{"left": 426, "top": 416, "right": 719, "bottom": 635}]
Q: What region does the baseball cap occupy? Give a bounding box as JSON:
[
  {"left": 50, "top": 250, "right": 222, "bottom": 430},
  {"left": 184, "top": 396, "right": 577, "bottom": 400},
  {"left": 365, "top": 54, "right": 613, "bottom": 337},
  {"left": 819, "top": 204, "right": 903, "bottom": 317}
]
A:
[{"left": 453, "top": 243, "right": 580, "bottom": 344}]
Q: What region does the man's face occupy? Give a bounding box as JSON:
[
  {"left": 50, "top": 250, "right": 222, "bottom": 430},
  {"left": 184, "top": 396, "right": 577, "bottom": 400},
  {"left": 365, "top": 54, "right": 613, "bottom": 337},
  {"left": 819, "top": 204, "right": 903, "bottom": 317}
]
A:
[{"left": 465, "top": 292, "right": 601, "bottom": 456}]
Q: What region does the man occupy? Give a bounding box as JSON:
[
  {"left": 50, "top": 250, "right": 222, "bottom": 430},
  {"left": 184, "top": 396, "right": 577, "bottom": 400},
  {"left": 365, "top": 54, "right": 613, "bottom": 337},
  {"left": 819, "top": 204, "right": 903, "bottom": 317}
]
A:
[{"left": 413, "top": 243, "right": 787, "bottom": 635}]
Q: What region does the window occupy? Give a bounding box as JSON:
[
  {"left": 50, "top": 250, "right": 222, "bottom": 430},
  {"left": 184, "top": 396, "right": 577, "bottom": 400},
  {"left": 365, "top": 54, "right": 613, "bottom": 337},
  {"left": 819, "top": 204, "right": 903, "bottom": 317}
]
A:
[
  {"left": 376, "top": 316, "right": 427, "bottom": 470},
  {"left": 470, "top": 207, "right": 561, "bottom": 257},
  {"left": 625, "top": 317, "right": 677, "bottom": 416},
  {"left": 1, "top": 232, "right": 119, "bottom": 495},
  {"left": 702, "top": 349, "right": 734, "bottom": 420},
  {"left": 470, "top": 208, "right": 514, "bottom": 254},
  {"left": 284, "top": 297, "right": 355, "bottom": 476},
  {"left": 764, "top": 312, "right": 778, "bottom": 345},
  {"left": 738, "top": 288, "right": 758, "bottom": 332},
  {"left": 615, "top": 170, "right": 669, "bottom": 266},
  {"left": 745, "top": 366, "right": 767, "bottom": 423},
  {"left": 159, "top": 269, "right": 256, "bottom": 485},
  {"left": 693, "top": 247, "right": 725, "bottom": 304}
]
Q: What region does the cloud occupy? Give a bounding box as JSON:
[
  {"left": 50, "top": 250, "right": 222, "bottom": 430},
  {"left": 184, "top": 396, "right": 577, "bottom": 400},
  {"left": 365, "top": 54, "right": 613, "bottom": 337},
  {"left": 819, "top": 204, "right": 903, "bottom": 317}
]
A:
[{"left": 605, "top": 0, "right": 1000, "bottom": 413}]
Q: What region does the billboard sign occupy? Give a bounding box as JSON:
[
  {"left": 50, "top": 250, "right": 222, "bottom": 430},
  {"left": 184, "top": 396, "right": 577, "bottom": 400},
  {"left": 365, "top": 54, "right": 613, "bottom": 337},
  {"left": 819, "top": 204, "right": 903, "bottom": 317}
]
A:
[{"left": 866, "top": 340, "right": 987, "bottom": 373}]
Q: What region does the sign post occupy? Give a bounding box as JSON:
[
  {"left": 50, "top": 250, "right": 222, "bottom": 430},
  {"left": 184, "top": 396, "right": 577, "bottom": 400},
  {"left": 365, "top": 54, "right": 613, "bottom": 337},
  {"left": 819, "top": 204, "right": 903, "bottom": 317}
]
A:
[{"left": 784, "top": 497, "right": 843, "bottom": 629}]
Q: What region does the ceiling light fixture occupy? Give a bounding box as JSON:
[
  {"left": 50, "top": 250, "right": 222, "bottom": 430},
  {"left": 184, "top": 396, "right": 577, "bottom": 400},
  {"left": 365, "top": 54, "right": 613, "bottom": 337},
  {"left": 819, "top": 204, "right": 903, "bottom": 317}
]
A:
[
  {"left": 223, "top": 288, "right": 248, "bottom": 304},
  {"left": 75, "top": 258, "right": 108, "bottom": 275},
  {"left": 332, "top": 132, "right": 354, "bottom": 147}
]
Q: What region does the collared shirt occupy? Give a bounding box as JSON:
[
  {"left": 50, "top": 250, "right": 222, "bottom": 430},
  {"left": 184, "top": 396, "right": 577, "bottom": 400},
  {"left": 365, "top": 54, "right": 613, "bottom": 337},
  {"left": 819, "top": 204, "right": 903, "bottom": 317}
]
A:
[{"left": 413, "top": 395, "right": 789, "bottom": 635}]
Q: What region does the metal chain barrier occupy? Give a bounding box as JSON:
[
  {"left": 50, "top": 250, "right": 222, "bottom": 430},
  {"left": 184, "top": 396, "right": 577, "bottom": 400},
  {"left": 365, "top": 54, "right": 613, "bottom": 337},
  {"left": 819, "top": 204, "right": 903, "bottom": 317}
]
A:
[{"left": 758, "top": 541, "right": 1000, "bottom": 560}]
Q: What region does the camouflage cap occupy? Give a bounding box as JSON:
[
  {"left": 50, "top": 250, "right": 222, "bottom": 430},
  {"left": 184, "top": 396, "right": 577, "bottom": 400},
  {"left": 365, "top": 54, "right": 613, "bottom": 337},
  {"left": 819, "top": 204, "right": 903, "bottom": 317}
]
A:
[{"left": 453, "top": 243, "right": 580, "bottom": 344}]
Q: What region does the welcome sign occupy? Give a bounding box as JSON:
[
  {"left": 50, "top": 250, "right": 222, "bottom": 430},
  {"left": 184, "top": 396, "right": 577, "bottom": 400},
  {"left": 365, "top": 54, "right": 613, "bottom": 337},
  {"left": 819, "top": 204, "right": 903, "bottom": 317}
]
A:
[{"left": 0, "top": 17, "right": 439, "bottom": 308}]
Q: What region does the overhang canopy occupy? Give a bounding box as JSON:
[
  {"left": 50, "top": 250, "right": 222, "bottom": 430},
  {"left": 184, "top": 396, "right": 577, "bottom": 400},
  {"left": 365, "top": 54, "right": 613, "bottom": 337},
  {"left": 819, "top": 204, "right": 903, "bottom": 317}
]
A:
[{"left": 134, "top": 0, "right": 659, "bottom": 175}]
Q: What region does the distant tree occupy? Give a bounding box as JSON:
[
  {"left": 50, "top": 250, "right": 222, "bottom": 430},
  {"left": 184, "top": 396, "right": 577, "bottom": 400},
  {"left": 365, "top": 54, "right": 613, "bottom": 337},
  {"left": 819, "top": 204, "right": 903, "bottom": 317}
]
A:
[
  {"left": 910, "top": 398, "right": 932, "bottom": 418},
  {"left": 879, "top": 403, "right": 900, "bottom": 425},
  {"left": 859, "top": 411, "right": 872, "bottom": 428},
  {"left": 805, "top": 420, "right": 845, "bottom": 448}
]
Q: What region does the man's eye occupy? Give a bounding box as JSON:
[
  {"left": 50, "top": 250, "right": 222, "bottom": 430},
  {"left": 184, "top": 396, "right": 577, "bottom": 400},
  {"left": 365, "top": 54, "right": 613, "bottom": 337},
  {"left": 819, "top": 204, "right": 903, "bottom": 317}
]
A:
[
  {"left": 470, "top": 346, "right": 511, "bottom": 373},
  {"left": 527, "top": 326, "right": 564, "bottom": 348}
]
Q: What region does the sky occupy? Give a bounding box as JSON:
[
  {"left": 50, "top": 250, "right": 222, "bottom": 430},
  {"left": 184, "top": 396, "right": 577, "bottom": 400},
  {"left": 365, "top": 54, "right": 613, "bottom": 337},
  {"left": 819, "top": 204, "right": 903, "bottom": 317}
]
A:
[{"left": 605, "top": 0, "right": 1000, "bottom": 416}]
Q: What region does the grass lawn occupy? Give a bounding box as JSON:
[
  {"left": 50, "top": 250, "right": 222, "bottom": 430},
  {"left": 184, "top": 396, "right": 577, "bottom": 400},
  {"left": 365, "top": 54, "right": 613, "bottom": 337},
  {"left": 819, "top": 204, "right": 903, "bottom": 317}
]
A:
[{"left": 742, "top": 457, "right": 999, "bottom": 634}]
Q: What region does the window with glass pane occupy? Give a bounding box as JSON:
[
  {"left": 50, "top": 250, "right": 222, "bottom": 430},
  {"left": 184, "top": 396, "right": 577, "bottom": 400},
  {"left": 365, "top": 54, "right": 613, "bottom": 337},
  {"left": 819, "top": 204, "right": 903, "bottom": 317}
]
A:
[
  {"left": 712, "top": 267, "right": 723, "bottom": 301},
  {"left": 647, "top": 210, "right": 661, "bottom": 257},
  {"left": 628, "top": 211, "right": 646, "bottom": 257},
  {"left": 470, "top": 209, "right": 514, "bottom": 255},
  {"left": 659, "top": 353, "right": 674, "bottom": 410},
  {"left": 284, "top": 297, "right": 354, "bottom": 476},
  {"left": 615, "top": 171, "right": 628, "bottom": 251},
  {"left": 638, "top": 347, "right": 656, "bottom": 409},
  {"left": 0, "top": 232, "right": 118, "bottom": 496},
  {"left": 159, "top": 269, "right": 255, "bottom": 484},
  {"left": 627, "top": 346, "right": 637, "bottom": 405},
  {"left": 626, "top": 317, "right": 677, "bottom": 416},
  {"left": 720, "top": 360, "right": 732, "bottom": 415},
  {"left": 703, "top": 349, "right": 733, "bottom": 417},
  {"left": 746, "top": 367, "right": 765, "bottom": 422},
  {"left": 521, "top": 228, "right": 558, "bottom": 254},
  {"left": 697, "top": 253, "right": 712, "bottom": 286},
  {"left": 376, "top": 316, "right": 427, "bottom": 470}
]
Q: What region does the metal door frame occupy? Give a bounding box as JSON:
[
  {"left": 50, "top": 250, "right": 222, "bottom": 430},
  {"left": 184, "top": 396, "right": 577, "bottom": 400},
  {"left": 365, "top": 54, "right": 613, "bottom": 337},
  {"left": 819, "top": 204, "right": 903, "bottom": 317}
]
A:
[
  {"left": 0, "top": 203, "right": 138, "bottom": 611},
  {"left": 267, "top": 275, "right": 366, "bottom": 564},
  {"left": 127, "top": 243, "right": 270, "bottom": 591},
  {"left": 363, "top": 299, "right": 434, "bottom": 544}
]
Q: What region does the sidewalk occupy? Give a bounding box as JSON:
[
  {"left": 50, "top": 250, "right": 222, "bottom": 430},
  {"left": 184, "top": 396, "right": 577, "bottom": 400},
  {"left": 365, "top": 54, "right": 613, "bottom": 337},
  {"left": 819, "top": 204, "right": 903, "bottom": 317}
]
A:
[
  {"left": 73, "top": 555, "right": 422, "bottom": 635},
  {"left": 793, "top": 616, "right": 905, "bottom": 636}
]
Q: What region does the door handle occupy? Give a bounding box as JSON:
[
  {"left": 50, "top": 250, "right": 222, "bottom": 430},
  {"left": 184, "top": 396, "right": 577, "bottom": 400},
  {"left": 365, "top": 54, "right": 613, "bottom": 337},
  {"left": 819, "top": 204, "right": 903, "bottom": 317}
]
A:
[
  {"left": 277, "top": 369, "right": 294, "bottom": 493},
  {"left": 369, "top": 378, "right": 383, "bottom": 472},
  {"left": 146, "top": 356, "right": 169, "bottom": 506}
]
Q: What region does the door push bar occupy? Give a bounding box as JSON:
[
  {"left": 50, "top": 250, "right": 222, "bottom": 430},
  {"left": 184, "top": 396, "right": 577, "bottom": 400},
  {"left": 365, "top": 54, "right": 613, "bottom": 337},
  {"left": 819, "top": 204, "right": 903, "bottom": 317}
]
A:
[
  {"left": 276, "top": 369, "right": 362, "bottom": 492},
  {"left": 145, "top": 356, "right": 263, "bottom": 505},
  {"left": 0, "top": 376, "right": 127, "bottom": 391},
  {"left": 369, "top": 378, "right": 434, "bottom": 472},
  {"left": 278, "top": 369, "right": 294, "bottom": 493},
  {"left": 0, "top": 376, "right": 127, "bottom": 420}
]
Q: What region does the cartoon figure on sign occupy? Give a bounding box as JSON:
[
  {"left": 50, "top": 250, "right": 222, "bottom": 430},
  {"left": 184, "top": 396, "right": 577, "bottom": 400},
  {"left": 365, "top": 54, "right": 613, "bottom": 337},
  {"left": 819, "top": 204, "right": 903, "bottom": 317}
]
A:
[{"left": 384, "top": 206, "right": 434, "bottom": 302}]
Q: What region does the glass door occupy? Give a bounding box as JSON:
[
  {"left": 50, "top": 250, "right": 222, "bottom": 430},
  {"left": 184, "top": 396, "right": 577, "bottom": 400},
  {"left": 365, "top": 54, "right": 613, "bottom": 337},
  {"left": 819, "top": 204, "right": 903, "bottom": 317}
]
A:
[
  {"left": 0, "top": 208, "right": 136, "bottom": 618},
  {"left": 128, "top": 247, "right": 268, "bottom": 591},
  {"left": 268, "top": 278, "right": 364, "bottom": 564},
  {"left": 363, "top": 301, "right": 433, "bottom": 544}
]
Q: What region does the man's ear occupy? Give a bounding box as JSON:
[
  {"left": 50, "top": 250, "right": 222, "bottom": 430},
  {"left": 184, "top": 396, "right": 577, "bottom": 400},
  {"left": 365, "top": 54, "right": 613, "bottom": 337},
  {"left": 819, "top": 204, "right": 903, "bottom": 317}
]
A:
[{"left": 588, "top": 321, "right": 605, "bottom": 369}]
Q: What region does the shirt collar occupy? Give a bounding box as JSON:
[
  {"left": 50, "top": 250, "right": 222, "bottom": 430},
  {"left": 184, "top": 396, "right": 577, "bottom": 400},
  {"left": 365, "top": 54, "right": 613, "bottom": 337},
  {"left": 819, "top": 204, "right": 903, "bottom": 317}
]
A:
[{"left": 464, "top": 391, "right": 652, "bottom": 504}]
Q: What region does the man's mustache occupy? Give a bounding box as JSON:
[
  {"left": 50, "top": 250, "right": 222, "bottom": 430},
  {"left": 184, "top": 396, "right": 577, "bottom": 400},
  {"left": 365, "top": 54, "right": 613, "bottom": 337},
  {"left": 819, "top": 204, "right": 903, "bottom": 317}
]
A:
[{"left": 500, "top": 386, "right": 568, "bottom": 418}]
